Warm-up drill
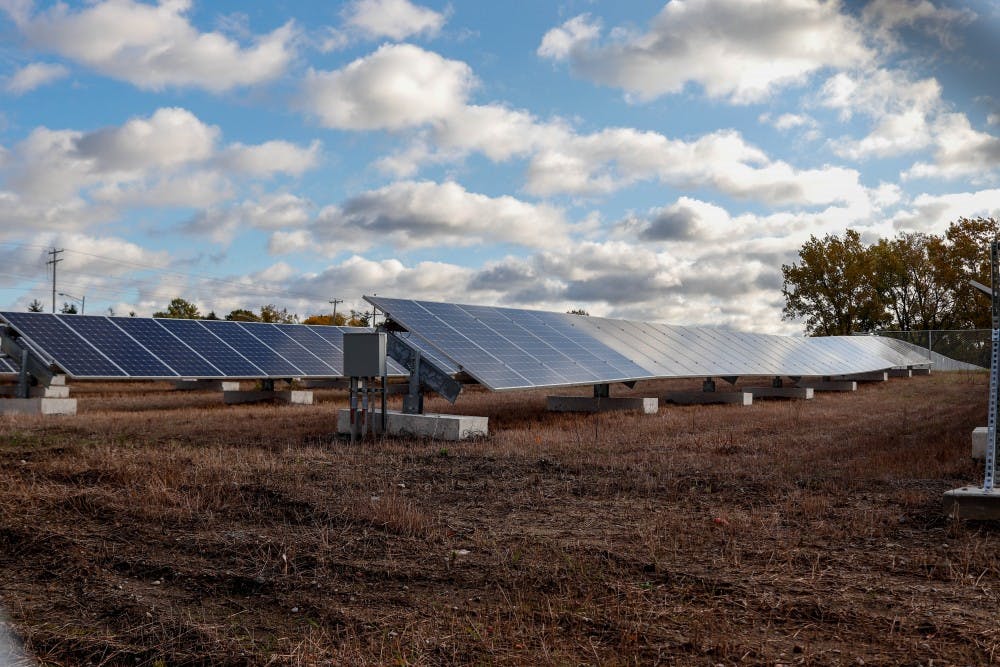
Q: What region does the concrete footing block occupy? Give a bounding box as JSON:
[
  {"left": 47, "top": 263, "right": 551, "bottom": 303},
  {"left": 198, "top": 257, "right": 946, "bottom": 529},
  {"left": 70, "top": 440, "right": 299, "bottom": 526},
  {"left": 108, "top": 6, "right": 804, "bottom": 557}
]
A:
[
  {"left": 546, "top": 396, "right": 658, "bottom": 413},
  {"left": 888, "top": 369, "right": 912, "bottom": 378},
  {"left": 174, "top": 380, "right": 241, "bottom": 391},
  {"left": 0, "top": 398, "right": 77, "bottom": 415},
  {"left": 943, "top": 486, "right": 1000, "bottom": 520},
  {"left": 0, "top": 385, "right": 70, "bottom": 398},
  {"left": 744, "top": 386, "right": 814, "bottom": 400},
  {"left": 973, "top": 426, "right": 988, "bottom": 460},
  {"left": 833, "top": 371, "right": 888, "bottom": 382},
  {"left": 224, "top": 390, "right": 313, "bottom": 405},
  {"left": 663, "top": 391, "right": 752, "bottom": 406},
  {"left": 336, "top": 409, "right": 487, "bottom": 441},
  {"left": 794, "top": 379, "right": 857, "bottom": 392}
]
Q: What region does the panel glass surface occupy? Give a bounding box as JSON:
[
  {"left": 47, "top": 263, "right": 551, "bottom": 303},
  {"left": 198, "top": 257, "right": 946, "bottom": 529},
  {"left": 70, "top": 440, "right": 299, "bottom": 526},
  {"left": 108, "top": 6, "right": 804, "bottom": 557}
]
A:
[
  {"left": 111, "top": 317, "right": 222, "bottom": 377},
  {"left": 0, "top": 312, "right": 126, "bottom": 377},
  {"left": 237, "top": 323, "right": 337, "bottom": 376},
  {"left": 0, "top": 355, "right": 16, "bottom": 373},
  {"left": 61, "top": 316, "right": 176, "bottom": 377},
  {"left": 156, "top": 319, "right": 266, "bottom": 377},
  {"left": 198, "top": 320, "right": 303, "bottom": 376}
]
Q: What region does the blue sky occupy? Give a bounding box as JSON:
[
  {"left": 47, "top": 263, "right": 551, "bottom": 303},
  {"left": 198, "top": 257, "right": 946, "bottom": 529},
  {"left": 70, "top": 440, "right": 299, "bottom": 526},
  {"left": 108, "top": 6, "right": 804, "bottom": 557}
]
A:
[{"left": 0, "top": 0, "right": 998, "bottom": 332}]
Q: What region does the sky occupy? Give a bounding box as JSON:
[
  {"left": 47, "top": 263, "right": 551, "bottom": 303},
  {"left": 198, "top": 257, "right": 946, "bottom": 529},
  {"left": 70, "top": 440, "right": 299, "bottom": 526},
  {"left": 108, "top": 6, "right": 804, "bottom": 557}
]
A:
[{"left": 1, "top": 0, "right": 999, "bottom": 333}]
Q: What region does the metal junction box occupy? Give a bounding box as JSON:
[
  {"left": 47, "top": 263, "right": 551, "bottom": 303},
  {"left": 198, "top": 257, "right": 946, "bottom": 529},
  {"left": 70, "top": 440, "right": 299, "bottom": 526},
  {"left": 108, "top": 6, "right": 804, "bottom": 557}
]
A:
[{"left": 343, "top": 331, "right": 387, "bottom": 377}]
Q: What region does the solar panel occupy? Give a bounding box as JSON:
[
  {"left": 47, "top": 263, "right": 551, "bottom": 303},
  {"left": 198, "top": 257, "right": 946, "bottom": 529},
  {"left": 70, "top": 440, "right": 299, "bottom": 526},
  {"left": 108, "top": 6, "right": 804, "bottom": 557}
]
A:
[
  {"left": 366, "top": 296, "right": 936, "bottom": 392},
  {"left": 1, "top": 312, "right": 127, "bottom": 377},
  {"left": 0, "top": 354, "right": 17, "bottom": 374},
  {"left": 0, "top": 313, "right": 407, "bottom": 380}
]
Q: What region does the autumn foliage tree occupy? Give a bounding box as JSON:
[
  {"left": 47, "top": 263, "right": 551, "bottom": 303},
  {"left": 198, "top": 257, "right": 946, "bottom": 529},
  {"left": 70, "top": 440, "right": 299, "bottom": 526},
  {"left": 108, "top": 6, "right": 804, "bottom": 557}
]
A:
[{"left": 782, "top": 217, "right": 998, "bottom": 335}]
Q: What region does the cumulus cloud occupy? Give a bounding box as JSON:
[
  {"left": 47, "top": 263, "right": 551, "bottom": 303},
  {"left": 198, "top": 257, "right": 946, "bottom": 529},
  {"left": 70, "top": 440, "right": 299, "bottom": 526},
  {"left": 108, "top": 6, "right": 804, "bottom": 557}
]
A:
[
  {"left": 537, "top": 0, "right": 872, "bottom": 103},
  {"left": 269, "top": 180, "right": 569, "bottom": 253},
  {"left": 890, "top": 188, "right": 1000, "bottom": 231},
  {"left": 218, "top": 140, "right": 322, "bottom": 176},
  {"left": 862, "top": 0, "right": 976, "bottom": 50},
  {"left": 342, "top": 0, "right": 446, "bottom": 40},
  {"left": 183, "top": 193, "right": 313, "bottom": 242},
  {"left": 617, "top": 198, "right": 735, "bottom": 242},
  {"left": 2, "top": 0, "right": 295, "bottom": 92},
  {"left": 903, "top": 113, "right": 1000, "bottom": 180},
  {"left": 5, "top": 61, "right": 68, "bottom": 94},
  {"left": 299, "top": 44, "right": 476, "bottom": 130}
]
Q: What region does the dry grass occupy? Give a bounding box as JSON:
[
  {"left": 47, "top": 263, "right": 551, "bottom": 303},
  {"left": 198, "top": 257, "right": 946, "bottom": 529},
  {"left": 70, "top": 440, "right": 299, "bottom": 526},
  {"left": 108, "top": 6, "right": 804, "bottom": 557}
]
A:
[{"left": 0, "top": 372, "right": 997, "bottom": 665}]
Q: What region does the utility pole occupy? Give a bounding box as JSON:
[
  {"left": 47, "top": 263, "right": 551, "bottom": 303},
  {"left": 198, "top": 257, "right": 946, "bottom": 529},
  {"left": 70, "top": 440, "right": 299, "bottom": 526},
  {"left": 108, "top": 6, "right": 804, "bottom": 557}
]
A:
[
  {"left": 329, "top": 298, "right": 343, "bottom": 324},
  {"left": 46, "top": 247, "right": 63, "bottom": 314}
]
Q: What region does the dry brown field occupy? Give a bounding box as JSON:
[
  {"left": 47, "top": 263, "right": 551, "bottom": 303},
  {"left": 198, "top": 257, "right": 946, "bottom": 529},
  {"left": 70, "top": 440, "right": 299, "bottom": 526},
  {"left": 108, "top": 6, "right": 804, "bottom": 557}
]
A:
[{"left": 0, "top": 372, "right": 997, "bottom": 666}]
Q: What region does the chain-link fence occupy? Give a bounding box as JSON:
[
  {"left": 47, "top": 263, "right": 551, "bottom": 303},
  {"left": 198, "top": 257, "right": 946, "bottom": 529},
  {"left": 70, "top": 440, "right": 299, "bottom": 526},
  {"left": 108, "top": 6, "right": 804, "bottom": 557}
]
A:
[{"left": 875, "top": 329, "right": 990, "bottom": 369}]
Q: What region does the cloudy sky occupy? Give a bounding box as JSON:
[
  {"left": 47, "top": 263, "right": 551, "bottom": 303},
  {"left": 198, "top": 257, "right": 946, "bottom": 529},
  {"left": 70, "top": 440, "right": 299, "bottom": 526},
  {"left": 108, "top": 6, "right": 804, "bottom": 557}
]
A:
[{"left": 1, "top": 0, "right": 998, "bottom": 333}]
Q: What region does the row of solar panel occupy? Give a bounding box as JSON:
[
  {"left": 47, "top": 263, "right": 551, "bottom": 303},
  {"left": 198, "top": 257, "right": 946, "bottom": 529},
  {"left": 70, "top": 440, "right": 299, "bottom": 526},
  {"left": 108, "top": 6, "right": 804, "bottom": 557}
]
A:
[
  {"left": 366, "top": 296, "right": 932, "bottom": 391},
  {"left": 0, "top": 312, "right": 413, "bottom": 380}
]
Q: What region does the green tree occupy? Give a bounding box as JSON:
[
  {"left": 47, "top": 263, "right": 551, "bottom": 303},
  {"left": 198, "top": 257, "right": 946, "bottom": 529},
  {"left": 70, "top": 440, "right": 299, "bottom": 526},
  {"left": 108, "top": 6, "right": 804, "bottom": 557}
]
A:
[
  {"left": 153, "top": 298, "right": 201, "bottom": 319},
  {"left": 940, "top": 216, "right": 999, "bottom": 329},
  {"left": 259, "top": 304, "right": 298, "bottom": 324},
  {"left": 567, "top": 308, "right": 590, "bottom": 316},
  {"left": 870, "top": 232, "right": 954, "bottom": 331},
  {"left": 59, "top": 302, "right": 78, "bottom": 314},
  {"left": 781, "top": 229, "right": 886, "bottom": 335},
  {"left": 347, "top": 309, "right": 371, "bottom": 327},
  {"left": 27, "top": 299, "right": 44, "bottom": 312},
  {"left": 225, "top": 308, "right": 260, "bottom": 322}
]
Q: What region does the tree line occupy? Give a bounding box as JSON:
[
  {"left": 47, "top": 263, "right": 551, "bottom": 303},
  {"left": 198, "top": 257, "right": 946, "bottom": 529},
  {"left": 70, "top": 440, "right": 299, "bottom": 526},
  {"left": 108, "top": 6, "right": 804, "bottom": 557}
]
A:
[
  {"left": 782, "top": 217, "right": 997, "bottom": 335},
  {"left": 26, "top": 296, "right": 374, "bottom": 327}
]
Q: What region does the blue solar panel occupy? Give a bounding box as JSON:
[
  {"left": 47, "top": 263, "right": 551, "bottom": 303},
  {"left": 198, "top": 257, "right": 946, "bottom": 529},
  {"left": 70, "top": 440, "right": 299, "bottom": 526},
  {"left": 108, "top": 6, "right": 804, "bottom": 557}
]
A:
[
  {"left": 156, "top": 319, "right": 266, "bottom": 377},
  {"left": 0, "top": 355, "right": 16, "bottom": 373},
  {"left": 237, "top": 323, "right": 337, "bottom": 376},
  {"left": 0, "top": 312, "right": 126, "bottom": 377},
  {"left": 198, "top": 320, "right": 302, "bottom": 376},
  {"left": 111, "top": 317, "right": 222, "bottom": 377},
  {"left": 60, "top": 316, "right": 177, "bottom": 377}
]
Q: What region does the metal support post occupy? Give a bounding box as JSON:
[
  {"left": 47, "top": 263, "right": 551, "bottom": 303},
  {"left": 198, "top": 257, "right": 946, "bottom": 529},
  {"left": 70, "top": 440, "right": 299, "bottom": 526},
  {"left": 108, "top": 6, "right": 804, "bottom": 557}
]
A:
[
  {"left": 349, "top": 377, "right": 358, "bottom": 445},
  {"left": 593, "top": 383, "right": 610, "bottom": 398},
  {"left": 984, "top": 240, "right": 1000, "bottom": 491},
  {"left": 703, "top": 378, "right": 716, "bottom": 393}
]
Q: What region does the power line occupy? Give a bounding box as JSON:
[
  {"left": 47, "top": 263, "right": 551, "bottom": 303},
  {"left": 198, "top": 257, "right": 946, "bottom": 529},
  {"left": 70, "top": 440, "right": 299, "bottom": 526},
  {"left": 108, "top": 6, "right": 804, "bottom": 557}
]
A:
[{"left": 46, "top": 248, "right": 63, "bottom": 314}]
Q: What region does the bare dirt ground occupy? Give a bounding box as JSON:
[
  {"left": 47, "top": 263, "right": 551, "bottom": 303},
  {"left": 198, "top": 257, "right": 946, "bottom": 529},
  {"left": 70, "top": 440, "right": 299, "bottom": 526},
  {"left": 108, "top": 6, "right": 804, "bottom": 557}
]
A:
[{"left": 0, "top": 372, "right": 996, "bottom": 665}]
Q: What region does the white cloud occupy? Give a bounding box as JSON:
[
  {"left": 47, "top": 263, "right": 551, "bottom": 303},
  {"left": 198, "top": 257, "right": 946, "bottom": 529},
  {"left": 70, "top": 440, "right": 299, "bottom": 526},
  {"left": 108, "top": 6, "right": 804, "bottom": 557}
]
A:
[
  {"left": 299, "top": 44, "right": 476, "bottom": 130},
  {"left": 5, "top": 61, "right": 68, "bottom": 94},
  {"left": 862, "top": 0, "right": 976, "bottom": 50},
  {"left": 270, "top": 180, "right": 569, "bottom": 253},
  {"left": 820, "top": 69, "right": 942, "bottom": 159},
  {"left": 218, "top": 140, "right": 322, "bottom": 176},
  {"left": 184, "top": 193, "right": 313, "bottom": 242},
  {"left": 537, "top": 0, "right": 872, "bottom": 103},
  {"left": 3, "top": 0, "right": 295, "bottom": 92},
  {"left": 903, "top": 113, "right": 1000, "bottom": 180},
  {"left": 342, "top": 0, "right": 446, "bottom": 40},
  {"left": 890, "top": 188, "right": 1000, "bottom": 231}
]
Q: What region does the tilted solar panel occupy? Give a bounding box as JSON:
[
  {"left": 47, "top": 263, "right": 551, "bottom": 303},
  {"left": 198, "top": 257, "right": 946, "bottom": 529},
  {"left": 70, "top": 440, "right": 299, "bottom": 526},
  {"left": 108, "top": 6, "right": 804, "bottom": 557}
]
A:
[
  {"left": 366, "top": 296, "right": 936, "bottom": 392},
  {"left": 0, "top": 354, "right": 17, "bottom": 373},
  {"left": 0, "top": 313, "right": 406, "bottom": 380}
]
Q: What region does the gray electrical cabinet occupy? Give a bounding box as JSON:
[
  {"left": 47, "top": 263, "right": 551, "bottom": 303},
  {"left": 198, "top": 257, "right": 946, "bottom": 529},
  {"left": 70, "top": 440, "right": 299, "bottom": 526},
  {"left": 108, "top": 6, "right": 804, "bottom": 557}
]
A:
[{"left": 343, "top": 332, "right": 387, "bottom": 377}]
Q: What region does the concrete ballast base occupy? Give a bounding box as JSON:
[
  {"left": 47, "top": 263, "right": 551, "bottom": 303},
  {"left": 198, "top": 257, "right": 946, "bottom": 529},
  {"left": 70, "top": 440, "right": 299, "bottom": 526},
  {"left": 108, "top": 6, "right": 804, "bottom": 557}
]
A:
[
  {"left": 943, "top": 486, "right": 1000, "bottom": 520},
  {"left": 546, "top": 396, "right": 658, "bottom": 414},
  {"left": 663, "top": 391, "right": 752, "bottom": 406},
  {"left": 794, "top": 380, "right": 857, "bottom": 392},
  {"left": 911, "top": 368, "right": 931, "bottom": 376},
  {"left": 0, "top": 385, "right": 70, "bottom": 398},
  {"left": 973, "top": 426, "right": 988, "bottom": 460},
  {"left": 224, "top": 390, "right": 313, "bottom": 405},
  {"left": 744, "top": 386, "right": 813, "bottom": 400},
  {"left": 0, "top": 398, "right": 77, "bottom": 415},
  {"left": 336, "top": 409, "right": 487, "bottom": 441}
]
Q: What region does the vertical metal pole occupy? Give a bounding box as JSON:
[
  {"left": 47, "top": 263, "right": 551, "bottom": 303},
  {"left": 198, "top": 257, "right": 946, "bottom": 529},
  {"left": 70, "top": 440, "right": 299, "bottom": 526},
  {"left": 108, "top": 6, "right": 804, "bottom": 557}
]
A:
[
  {"left": 380, "top": 371, "right": 387, "bottom": 434},
  {"left": 349, "top": 376, "right": 358, "bottom": 445},
  {"left": 361, "top": 377, "right": 370, "bottom": 436},
  {"left": 984, "top": 240, "right": 999, "bottom": 491},
  {"left": 16, "top": 348, "right": 29, "bottom": 399},
  {"left": 927, "top": 330, "right": 933, "bottom": 361}
]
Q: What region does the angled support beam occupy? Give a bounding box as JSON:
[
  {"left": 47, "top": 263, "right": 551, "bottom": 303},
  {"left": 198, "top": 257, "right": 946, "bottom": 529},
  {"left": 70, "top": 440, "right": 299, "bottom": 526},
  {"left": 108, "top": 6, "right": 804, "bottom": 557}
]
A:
[
  {"left": 384, "top": 331, "right": 462, "bottom": 413},
  {"left": 0, "top": 326, "right": 56, "bottom": 397}
]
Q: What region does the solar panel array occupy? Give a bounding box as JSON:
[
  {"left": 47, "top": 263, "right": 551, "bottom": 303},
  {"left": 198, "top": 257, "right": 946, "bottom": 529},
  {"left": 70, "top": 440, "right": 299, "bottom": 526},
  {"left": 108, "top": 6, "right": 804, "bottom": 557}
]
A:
[
  {"left": 0, "top": 312, "right": 409, "bottom": 380},
  {"left": 0, "top": 354, "right": 16, "bottom": 374},
  {"left": 367, "top": 296, "right": 933, "bottom": 392}
]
